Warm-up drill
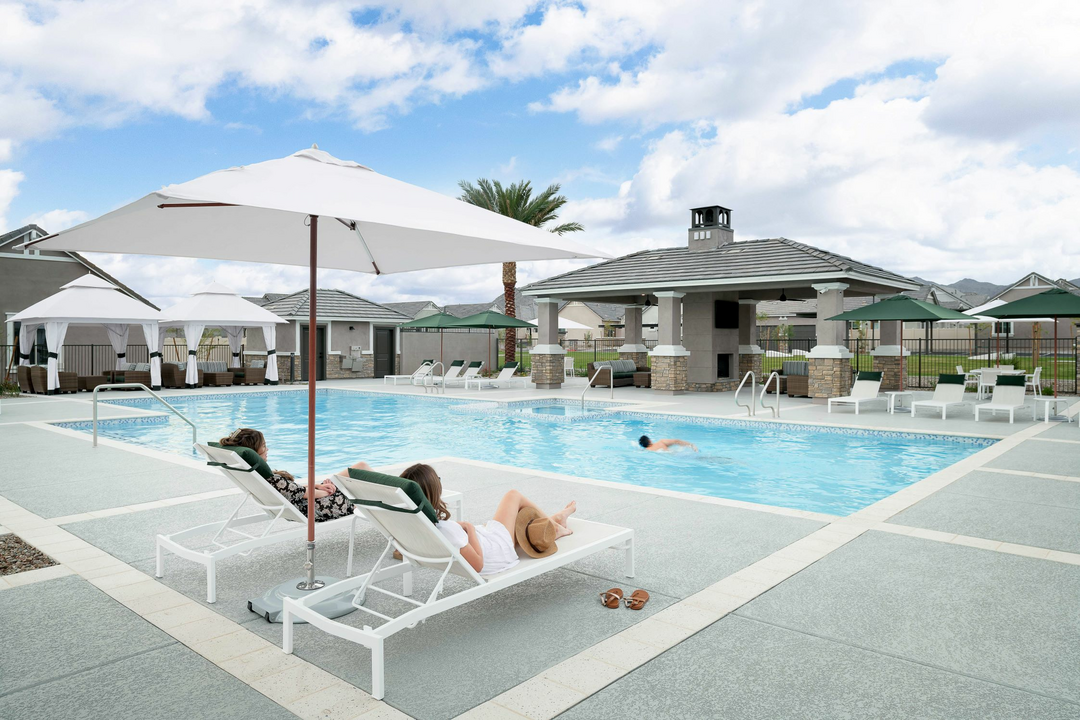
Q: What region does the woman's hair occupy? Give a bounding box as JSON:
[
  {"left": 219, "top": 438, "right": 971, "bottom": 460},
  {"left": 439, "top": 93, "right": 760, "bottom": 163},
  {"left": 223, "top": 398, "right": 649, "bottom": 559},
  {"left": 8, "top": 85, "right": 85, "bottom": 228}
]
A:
[
  {"left": 399, "top": 463, "right": 450, "bottom": 521},
  {"left": 220, "top": 428, "right": 265, "bottom": 452},
  {"left": 638, "top": 435, "right": 651, "bottom": 448}
]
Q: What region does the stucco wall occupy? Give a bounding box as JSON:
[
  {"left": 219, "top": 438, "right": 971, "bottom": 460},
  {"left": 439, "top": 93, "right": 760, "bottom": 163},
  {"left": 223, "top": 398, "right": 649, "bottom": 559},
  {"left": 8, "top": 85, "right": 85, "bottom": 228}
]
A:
[{"left": 400, "top": 330, "right": 497, "bottom": 374}]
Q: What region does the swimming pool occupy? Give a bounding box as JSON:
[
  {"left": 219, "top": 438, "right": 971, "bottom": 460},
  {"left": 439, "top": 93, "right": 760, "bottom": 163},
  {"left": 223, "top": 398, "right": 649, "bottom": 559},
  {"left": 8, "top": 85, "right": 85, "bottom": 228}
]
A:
[{"left": 67, "top": 389, "right": 995, "bottom": 516}]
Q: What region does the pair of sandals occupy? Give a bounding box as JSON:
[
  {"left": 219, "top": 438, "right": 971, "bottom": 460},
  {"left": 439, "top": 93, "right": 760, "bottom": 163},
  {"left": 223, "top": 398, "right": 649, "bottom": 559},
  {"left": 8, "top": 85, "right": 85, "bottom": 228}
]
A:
[{"left": 600, "top": 588, "right": 649, "bottom": 610}]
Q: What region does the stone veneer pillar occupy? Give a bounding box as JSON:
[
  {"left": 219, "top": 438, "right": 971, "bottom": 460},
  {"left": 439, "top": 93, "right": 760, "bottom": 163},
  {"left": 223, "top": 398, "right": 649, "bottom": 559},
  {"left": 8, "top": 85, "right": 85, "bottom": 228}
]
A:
[
  {"left": 618, "top": 304, "right": 649, "bottom": 368},
  {"left": 870, "top": 320, "right": 908, "bottom": 390},
  {"left": 649, "top": 292, "right": 689, "bottom": 394},
  {"left": 530, "top": 297, "right": 565, "bottom": 389},
  {"left": 737, "top": 298, "right": 764, "bottom": 381},
  {"left": 807, "top": 282, "right": 852, "bottom": 399}
]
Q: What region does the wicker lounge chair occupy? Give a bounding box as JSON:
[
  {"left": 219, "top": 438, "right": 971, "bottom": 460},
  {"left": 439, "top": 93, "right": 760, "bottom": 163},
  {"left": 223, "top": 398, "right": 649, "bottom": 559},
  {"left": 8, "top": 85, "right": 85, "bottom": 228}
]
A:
[
  {"left": 230, "top": 360, "right": 266, "bottom": 385},
  {"left": 78, "top": 375, "right": 108, "bottom": 392},
  {"left": 16, "top": 366, "right": 32, "bottom": 394},
  {"left": 161, "top": 363, "right": 185, "bottom": 389},
  {"left": 198, "top": 361, "right": 233, "bottom": 387},
  {"left": 29, "top": 366, "right": 77, "bottom": 394}
]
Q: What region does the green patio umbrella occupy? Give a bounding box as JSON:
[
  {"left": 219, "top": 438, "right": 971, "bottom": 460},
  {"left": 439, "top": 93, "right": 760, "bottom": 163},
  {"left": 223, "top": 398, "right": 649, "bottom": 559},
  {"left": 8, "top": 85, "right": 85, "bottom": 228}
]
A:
[
  {"left": 828, "top": 296, "right": 973, "bottom": 390},
  {"left": 448, "top": 310, "right": 535, "bottom": 375},
  {"left": 399, "top": 312, "right": 462, "bottom": 367},
  {"left": 983, "top": 288, "right": 1080, "bottom": 397}
]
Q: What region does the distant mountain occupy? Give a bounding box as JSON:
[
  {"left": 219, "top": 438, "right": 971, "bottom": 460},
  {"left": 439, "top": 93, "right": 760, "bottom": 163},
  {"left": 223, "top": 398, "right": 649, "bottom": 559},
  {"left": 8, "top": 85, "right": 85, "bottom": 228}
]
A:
[{"left": 911, "top": 276, "right": 1006, "bottom": 298}]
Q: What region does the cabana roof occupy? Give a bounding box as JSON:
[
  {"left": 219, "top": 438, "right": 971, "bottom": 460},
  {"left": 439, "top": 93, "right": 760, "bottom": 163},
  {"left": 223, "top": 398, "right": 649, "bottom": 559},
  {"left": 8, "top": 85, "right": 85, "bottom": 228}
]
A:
[
  {"left": 10, "top": 274, "right": 161, "bottom": 325},
  {"left": 160, "top": 283, "right": 286, "bottom": 327}
]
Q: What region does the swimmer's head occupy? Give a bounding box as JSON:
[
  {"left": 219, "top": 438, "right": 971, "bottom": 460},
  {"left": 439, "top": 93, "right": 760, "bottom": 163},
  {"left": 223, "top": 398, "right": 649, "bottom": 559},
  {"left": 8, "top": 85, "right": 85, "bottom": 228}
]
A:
[{"left": 638, "top": 435, "right": 651, "bottom": 448}]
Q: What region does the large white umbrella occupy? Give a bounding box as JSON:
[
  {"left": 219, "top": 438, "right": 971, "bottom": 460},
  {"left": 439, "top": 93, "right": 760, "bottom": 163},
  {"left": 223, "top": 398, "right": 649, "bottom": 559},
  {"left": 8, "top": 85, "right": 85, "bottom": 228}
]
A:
[
  {"left": 160, "top": 283, "right": 287, "bottom": 386},
  {"left": 11, "top": 274, "right": 162, "bottom": 391},
  {"left": 949, "top": 299, "right": 1054, "bottom": 367},
  {"left": 23, "top": 145, "right": 608, "bottom": 601}
]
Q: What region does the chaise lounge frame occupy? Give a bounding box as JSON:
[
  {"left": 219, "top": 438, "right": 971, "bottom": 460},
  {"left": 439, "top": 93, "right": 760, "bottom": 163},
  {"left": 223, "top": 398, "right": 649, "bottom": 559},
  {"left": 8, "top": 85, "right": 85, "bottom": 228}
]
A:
[{"left": 282, "top": 474, "right": 635, "bottom": 700}]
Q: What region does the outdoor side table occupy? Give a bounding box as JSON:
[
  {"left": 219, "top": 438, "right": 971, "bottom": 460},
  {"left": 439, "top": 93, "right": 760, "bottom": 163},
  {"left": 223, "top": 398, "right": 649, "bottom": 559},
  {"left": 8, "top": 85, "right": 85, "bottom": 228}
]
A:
[
  {"left": 1034, "top": 397, "right": 1073, "bottom": 423},
  {"left": 78, "top": 375, "right": 108, "bottom": 392},
  {"left": 885, "top": 391, "right": 913, "bottom": 414},
  {"left": 633, "top": 371, "right": 651, "bottom": 388},
  {"left": 786, "top": 375, "right": 809, "bottom": 397}
]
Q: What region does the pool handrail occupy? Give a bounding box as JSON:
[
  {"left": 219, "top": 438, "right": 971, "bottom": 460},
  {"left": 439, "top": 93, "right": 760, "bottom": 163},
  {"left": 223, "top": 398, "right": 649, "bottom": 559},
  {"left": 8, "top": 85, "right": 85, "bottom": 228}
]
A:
[
  {"left": 734, "top": 371, "right": 755, "bottom": 416},
  {"left": 582, "top": 366, "right": 614, "bottom": 409},
  {"left": 92, "top": 383, "right": 197, "bottom": 448},
  {"left": 758, "top": 371, "right": 781, "bottom": 418},
  {"left": 424, "top": 362, "right": 445, "bottom": 394}
]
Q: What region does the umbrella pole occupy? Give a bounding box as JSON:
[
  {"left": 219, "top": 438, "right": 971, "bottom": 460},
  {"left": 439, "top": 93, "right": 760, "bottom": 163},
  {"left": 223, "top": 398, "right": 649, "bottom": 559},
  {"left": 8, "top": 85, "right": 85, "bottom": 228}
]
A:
[
  {"left": 899, "top": 322, "right": 904, "bottom": 392},
  {"left": 300, "top": 215, "right": 322, "bottom": 592},
  {"left": 1054, "top": 319, "right": 1058, "bottom": 398}
]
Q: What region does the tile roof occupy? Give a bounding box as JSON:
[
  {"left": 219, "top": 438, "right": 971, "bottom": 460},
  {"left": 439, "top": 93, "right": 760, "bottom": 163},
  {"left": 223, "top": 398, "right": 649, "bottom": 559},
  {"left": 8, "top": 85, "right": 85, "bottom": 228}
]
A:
[
  {"left": 261, "top": 289, "right": 411, "bottom": 322},
  {"left": 382, "top": 301, "right": 441, "bottom": 318},
  {"left": 490, "top": 291, "right": 541, "bottom": 321},
  {"left": 523, "top": 238, "right": 917, "bottom": 294}
]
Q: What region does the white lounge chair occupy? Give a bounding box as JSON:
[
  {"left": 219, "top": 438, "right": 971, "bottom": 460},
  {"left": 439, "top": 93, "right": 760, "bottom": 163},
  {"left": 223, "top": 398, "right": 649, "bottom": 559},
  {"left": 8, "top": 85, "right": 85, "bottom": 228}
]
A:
[
  {"left": 443, "top": 360, "right": 483, "bottom": 387},
  {"left": 283, "top": 469, "right": 635, "bottom": 700},
  {"left": 910, "top": 374, "right": 970, "bottom": 419},
  {"left": 827, "top": 372, "right": 886, "bottom": 415},
  {"left": 431, "top": 359, "right": 465, "bottom": 385},
  {"left": 155, "top": 443, "right": 462, "bottom": 603},
  {"left": 466, "top": 361, "right": 528, "bottom": 390},
  {"left": 382, "top": 361, "right": 433, "bottom": 386},
  {"left": 975, "top": 376, "right": 1029, "bottom": 423}
]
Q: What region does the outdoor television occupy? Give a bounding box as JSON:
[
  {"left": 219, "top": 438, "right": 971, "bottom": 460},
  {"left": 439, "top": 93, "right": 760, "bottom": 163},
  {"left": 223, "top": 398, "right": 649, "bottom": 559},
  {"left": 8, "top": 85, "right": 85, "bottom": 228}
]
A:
[{"left": 714, "top": 300, "right": 739, "bottom": 329}]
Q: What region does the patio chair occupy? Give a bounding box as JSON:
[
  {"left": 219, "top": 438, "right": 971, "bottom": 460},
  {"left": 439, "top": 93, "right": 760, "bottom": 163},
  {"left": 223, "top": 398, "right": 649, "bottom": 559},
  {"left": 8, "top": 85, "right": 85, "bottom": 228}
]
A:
[
  {"left": 956, "top": 365, "right": 978, "bottom": 390},
  {"left": 1024, "top": 366, "right": 1043, "bottom": 396},
  {"left": 383, "top": 361, "right": 433, "bottom": 386},
  {"left": 976, "top": 369, "right": 999, "bottom": 400},
  {"left": 443, "top": 360, "right": 483, "bottom": 387},
  {"left": 564, "top": 356, "right": 575, "bottom": 380},
  {"left": 230, "top": 360, "right": 266, "bottom": 386},
  {"left": 282, "top": 468, "right": 635, "bottom": 701},
  {"left": 431, "top": 359, "right": 465, "bottom": 385},
  {"left": 155, "top": 443, "right": 463, "bottom": 603},
  {"left": 975, "top": 376, "right": 1029, "bottom": 424},
  {"left": 466, "top": 361, "right": 528, "bottom": 390},
  {"left": 161, "top": 363, "right": 185, "bottom": 389},
  {"left": 827, "top": 371, "right": 885, "bottom": 415},
  {"left": 910, "top": 374, "right": 970, "bottom": 419},
  {"left": 199, "top": 361, "right": 234, "bottom": 387}
]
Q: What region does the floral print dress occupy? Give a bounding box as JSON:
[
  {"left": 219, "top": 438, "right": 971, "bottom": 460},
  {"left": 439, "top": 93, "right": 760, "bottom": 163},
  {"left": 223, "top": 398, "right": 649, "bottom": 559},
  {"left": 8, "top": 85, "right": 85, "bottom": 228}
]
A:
[{"left": 268, "top": 472, "right": 354, "bottom": 521}]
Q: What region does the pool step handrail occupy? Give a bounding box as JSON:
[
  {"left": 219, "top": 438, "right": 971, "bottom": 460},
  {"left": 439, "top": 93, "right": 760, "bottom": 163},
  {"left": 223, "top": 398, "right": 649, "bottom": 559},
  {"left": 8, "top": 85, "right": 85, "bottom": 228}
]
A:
[
  {"left": 92, "top": 383, "right": 197, "bottom": 448},
  {"left": 582, "top": 366, "right": 614, "bottom": 409},
  {"left": 734, "top": 371, "right": 756, "bottom": 416},
  {"left": 758, "top": 371, "right": 781, "bottom": 418},
  {"left": 424, "top": 362, "right": 445, "bottom": 394}
]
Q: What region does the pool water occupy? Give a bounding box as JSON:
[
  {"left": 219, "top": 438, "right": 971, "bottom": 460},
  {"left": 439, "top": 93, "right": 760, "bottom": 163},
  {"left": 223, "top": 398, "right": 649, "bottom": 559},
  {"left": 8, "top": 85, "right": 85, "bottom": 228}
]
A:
[
  {"left": 73, "top": 390, "right": 994, "bottom": 516},
  {"left": 511, "top": 404, "right": 609, "bottom": 417}
]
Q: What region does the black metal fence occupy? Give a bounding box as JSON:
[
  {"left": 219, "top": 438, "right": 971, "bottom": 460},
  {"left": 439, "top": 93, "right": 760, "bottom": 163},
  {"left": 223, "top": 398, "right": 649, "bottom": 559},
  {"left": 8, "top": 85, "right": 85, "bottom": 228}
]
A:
[
  {"left": 2, "top": 343, "right": 237, "bottom": 381},
  {"left": 512, "top": 338, "right": 658, "bottom": 374}
]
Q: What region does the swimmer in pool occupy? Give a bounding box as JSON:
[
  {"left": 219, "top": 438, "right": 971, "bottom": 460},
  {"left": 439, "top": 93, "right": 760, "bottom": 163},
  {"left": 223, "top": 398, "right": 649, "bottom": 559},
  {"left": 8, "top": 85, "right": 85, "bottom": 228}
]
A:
[{"left": 638, "top": 435, "right": 698, "bottom": 452}]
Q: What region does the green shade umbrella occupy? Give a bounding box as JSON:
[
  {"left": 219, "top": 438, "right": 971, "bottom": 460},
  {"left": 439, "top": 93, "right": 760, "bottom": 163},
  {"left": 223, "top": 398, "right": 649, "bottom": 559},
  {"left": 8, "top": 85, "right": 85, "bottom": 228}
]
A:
[
  {"left": 448, "top": 310, "right": 535, "bottom": 374},
  {"left": 983, "top": 288, "right": 1080, "bottom": 397},
  {"left": 399, "top": 312, "right": 462, "bottom": 367},
  {"left": 828, "top": 296, "right": 974, "bottom": 390}
]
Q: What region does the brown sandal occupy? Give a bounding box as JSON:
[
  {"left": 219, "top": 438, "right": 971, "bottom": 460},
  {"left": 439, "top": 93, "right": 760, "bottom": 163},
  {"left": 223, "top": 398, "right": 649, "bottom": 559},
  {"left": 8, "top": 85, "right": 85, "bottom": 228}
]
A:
[
  {"left": 626, "top": 590, "right": 650, "bottom": 610},
  {"left": 600, "top": 588, "right": 624, "bottom": 609}
]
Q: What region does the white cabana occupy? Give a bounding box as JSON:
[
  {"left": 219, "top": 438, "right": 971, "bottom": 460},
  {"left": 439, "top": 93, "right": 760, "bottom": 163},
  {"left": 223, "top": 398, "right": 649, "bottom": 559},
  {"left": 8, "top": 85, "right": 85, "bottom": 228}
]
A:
[
  {"left": 10, "top": 274, "right": 162, "bottom": 392},
  {"left": 159, "top": 282, "right": 287, "bottom": 386}
]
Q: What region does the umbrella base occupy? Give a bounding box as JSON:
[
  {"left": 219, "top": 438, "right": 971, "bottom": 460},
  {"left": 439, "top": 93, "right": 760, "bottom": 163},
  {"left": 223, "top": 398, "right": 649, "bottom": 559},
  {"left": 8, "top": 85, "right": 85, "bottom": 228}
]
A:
[{"left": 248, "top": 576, "right": 355, "bottom": 623}]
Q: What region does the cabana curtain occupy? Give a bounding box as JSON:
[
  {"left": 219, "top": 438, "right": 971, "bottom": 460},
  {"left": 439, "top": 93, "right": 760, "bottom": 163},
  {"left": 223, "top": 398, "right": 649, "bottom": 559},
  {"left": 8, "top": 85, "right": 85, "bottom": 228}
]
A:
[
  {"left": 224, "top": 326, "right": 245, "bottom": 367},
  {"left": 104, "top": 324, "right": 129, "bottom": 371},
  {"left": 45, "top": 321, "right": 69, "bottom": 393},
  {"left": 183, "top": 323, "right": 206, "bottom": 387},
  {"left": 18, "top": 323, "right": 38, "bottom": 366},
  {"left": 142, "top": 322, "right": 163, "bottom": 390},
  {"left": 261, "top": 323, "right": 279, "bottom": 384}
]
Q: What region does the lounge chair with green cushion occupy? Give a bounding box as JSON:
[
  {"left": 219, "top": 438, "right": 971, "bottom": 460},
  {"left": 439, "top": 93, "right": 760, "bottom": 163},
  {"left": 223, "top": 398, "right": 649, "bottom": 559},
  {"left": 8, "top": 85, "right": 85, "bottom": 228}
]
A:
[
  {"left": 975, "top": 375, "right": 1029, "bottom": 424},
  {"left": 827, "top": 371, "right": 885, "bottom": 415},
  {"left": 466, "top": 361, "right": 527, "bottom": 390},
  {"left": 155, "top": 443, "right": 462, "bottom": 604},
  {"left": 911, "top": 374, "right": 970, "bottom": 419},
  {"left": 383, "top": 360, "right": 434, "bottom": 386},
  {"left": 283, "top": 468, "right": 634, "bottom": 701},
  {"left": 443, "top": 360, "right": 483, "bottom": 387},
  {"left": 431, "top": 359, "right": 466, "bottom": 385}
]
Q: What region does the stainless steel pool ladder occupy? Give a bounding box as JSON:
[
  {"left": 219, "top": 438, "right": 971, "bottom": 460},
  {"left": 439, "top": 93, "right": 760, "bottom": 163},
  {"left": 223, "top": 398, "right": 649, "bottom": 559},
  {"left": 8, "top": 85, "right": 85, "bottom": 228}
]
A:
[
  {"left": 424, "top": 362, "right": 445, "bottom": 394},
  {"left": 758, "top": 371, "right": 781, "bottom": 417},
  {"left": 92, "top": 383, "right": 197, "bottom": 448},
  {"left": 581, "top": 366, "right": 614, "bottom": 409},
  {"left": 734, "top": 371, "right": 756, "bottom": 416}
]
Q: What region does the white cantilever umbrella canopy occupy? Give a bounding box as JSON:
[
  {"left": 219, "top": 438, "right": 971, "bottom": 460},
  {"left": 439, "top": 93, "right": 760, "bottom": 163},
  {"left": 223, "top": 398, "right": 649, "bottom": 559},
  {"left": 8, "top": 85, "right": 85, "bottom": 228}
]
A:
[
  {"left": 160, "top": 283, "right": 287, "bottom": 386},
  {"left": 11, "top": 274, "right": 162, "bottom": 391},
  {"left": 23, "top": 145, "right": 609, "bottom": 595},
  {"left": 24, "top": 147, "right": 608, "bottom": 272}
]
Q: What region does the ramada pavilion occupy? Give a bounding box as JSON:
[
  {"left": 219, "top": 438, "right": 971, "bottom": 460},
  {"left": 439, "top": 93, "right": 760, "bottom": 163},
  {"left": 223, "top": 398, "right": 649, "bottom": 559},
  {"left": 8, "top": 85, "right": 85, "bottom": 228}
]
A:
[{"left": 524, "top": 205, "right": 919, "bottom": 396}]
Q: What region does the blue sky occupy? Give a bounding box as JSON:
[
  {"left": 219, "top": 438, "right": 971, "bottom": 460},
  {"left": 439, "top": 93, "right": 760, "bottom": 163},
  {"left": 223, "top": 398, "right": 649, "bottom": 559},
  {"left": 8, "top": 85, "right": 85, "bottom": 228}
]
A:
[{"left": 1, "top": 1, "right": 1078, "bottom": 307}]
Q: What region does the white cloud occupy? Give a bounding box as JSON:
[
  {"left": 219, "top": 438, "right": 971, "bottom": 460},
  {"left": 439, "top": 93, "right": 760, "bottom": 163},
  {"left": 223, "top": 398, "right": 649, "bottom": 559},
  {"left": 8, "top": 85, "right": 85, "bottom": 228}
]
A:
[
  {"left": 20, "top": 208, "right": 89, "bottom": 232},
  {"left": 498, "top": 156, "right": 518, "bottom": 175},
  {"left": 0, "top": 168, "right": 24, "bottom": 233},
  {"left": 593, "top": 135, "right": 622, "bottom": 152}
]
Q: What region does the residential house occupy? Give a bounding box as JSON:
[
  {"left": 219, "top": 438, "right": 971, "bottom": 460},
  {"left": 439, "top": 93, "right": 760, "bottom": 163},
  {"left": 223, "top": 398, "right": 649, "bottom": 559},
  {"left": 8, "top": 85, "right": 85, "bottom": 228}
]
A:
[{"left": 381, "top": 300, "right": 443, "bottom": 320}]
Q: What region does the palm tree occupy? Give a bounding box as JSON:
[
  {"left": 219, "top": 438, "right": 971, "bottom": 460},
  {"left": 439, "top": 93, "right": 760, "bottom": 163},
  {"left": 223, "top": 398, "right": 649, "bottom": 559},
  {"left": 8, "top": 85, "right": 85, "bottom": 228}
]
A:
[{"left": 458, "top": 179, "right": 583, "bottom": 364}]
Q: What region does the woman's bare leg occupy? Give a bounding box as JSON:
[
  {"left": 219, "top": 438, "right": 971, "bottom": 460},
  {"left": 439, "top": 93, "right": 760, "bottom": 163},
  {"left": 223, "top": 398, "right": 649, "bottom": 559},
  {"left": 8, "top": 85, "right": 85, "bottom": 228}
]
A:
[{"left": 491, "top": 490, "right": 576, "bottom": 545}]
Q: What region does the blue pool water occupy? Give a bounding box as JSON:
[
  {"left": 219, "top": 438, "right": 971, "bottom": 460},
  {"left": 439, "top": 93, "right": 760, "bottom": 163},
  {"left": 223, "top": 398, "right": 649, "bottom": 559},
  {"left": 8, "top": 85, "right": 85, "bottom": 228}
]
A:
[{"left": 70, "top": 390, "right": 994, "bottom": 516}]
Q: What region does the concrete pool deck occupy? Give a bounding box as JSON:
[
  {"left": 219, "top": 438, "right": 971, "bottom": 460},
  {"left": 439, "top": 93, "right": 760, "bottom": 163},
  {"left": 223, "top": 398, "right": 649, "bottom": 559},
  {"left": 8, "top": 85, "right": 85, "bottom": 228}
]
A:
[{"left": 0, "top": 381, "right": 1077, "bottom": 719}]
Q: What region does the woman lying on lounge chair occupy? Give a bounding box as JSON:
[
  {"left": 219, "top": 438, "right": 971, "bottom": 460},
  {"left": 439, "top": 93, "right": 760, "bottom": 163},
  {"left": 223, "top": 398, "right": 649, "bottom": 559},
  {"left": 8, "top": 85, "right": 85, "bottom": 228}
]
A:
[
  {"left": 401, "top": 463, "right": 576, "bottom": 575},
  {"left": 219, "top": 428, "right": 354, "bottom": 522}
]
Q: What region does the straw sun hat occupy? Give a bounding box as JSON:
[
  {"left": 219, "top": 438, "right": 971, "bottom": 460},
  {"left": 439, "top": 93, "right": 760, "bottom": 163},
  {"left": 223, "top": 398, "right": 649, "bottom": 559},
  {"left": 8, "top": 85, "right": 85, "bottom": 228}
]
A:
[{"left": 514, "top": 507, "right": 560, "bottom": 558}]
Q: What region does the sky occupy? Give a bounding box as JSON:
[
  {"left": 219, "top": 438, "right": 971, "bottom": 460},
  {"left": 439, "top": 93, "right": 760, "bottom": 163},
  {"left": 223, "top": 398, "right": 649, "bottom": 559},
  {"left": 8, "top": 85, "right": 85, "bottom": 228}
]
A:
[{"left": 1, "top": 0, "right": 1079, "bottom": 309}]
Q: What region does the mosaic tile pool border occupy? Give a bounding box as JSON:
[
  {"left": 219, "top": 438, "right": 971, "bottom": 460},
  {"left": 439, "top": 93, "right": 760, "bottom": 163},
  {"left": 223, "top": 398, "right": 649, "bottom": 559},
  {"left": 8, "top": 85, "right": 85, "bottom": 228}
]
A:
[{"left": 96, "top": 387, "right": 487, "bottom": 408}]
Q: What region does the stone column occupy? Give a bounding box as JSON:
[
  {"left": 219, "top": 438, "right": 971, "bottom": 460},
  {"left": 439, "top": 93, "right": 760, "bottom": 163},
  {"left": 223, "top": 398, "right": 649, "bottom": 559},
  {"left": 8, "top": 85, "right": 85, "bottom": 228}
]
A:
[
  {"left": 649, "top": 291, "right": 689, "bottom": 394},
  {"left": 530, "top": 297, "right": 565, "bottom": 389},
  {"left": 737, "top": 299, "right": 764, "bottom": 380},
  {"left": 871, "top": 320, "right": 908, "bottom": 390},
  {"left": 618, "top": 304, "right": 649, "bottom": 368},
  {"left": 807, "top": 282, "right": 852, "bottom": 399}
]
